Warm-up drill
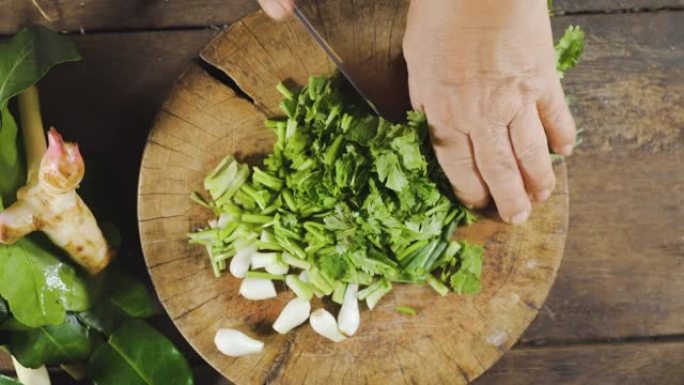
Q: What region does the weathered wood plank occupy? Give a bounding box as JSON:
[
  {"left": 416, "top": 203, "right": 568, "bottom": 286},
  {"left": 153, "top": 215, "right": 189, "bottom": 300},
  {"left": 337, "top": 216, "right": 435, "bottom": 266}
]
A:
[
  {"left": 0, "top": 0, "right": 259, "bottom": 35},
  {"left": 554, "top": 0, "right": 684, "bottom": 14},
  {"left": 1, "top": 0, "right": 682, "bottom": 35},
  {"left": 476, "top": 341, "right": 684, "bottom": 385},
  {"left": 524, "top": 11, "right": 684, "bottom": 341}
]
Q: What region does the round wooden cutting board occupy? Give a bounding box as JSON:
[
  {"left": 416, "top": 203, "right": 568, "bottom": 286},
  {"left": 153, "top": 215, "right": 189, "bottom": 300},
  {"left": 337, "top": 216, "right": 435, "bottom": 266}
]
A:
[{"left": 137, "top": 2, "right": 568, "bottom": 384}]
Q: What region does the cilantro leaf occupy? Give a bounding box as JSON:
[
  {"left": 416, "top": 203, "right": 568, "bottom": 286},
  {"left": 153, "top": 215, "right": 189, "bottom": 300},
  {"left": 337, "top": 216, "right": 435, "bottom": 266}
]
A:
[{"left": 555, "top": 25, "right": 585, "bottom": 78}]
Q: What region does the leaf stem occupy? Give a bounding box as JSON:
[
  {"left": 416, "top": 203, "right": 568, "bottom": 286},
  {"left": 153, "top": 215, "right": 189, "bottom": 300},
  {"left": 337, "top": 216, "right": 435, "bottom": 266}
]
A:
[
  {"left": 18, "top": 86, "right": 46, "bottom": 183},
  {"left": 12, "top": 355, "right": 51, "bottom": 385}
]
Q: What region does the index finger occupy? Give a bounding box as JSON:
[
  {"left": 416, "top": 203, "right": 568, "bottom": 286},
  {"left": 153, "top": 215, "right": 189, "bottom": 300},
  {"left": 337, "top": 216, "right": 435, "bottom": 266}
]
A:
[{"left": 258, "top": 0, "right": 294, "bottom": 20}]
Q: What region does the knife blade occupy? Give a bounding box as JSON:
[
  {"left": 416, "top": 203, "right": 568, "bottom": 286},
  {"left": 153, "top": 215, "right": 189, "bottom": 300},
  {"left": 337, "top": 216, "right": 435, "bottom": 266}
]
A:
[{"left": 292, "top": 4, "right": 383, "bottom": 117}]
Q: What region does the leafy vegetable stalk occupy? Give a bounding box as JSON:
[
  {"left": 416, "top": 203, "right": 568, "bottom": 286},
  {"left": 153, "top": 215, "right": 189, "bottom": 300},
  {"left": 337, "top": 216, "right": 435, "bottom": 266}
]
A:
[{"left": 17, "top": 86, "right": 46, "bottom": 183}]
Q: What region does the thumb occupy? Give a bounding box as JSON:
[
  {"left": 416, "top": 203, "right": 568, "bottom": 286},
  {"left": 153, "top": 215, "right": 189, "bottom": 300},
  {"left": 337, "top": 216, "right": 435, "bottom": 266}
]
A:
[{"left": 258, "top": 0, "right": 294, "bottom": 20}]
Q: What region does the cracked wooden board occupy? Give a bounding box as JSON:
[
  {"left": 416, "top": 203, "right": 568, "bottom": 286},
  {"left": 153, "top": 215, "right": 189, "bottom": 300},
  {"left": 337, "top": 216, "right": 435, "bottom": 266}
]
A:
[{"left": 137, "top": 4, "right": 568, "bottom": 384}]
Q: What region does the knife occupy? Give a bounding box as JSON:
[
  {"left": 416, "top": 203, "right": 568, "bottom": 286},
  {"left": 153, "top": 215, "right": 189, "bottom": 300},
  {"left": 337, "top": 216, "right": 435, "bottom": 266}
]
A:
[{"left": 292, "top": 4, "right": 383, "bottom": 117}]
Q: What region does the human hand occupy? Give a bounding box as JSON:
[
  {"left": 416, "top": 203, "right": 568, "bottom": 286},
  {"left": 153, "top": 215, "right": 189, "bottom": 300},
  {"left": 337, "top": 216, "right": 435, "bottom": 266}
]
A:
[
  {"left": 257, "top": 0, "right": 294, "bottom": 20},
  {"left": 404, "top": 0, "right": 576, "bottom": 224}
]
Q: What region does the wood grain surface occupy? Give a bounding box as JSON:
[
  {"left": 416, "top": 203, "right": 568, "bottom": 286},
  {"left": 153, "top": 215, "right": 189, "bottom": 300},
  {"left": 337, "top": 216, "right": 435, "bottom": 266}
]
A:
[
  {"left": 138, "top": 64, "right": 568, "bottom": 385},
  {"left": 2, "top": 0, "right": 682, "bottom": 35},
  {"left": 476, "top": 340, "right": 684, "bottom": 385}
]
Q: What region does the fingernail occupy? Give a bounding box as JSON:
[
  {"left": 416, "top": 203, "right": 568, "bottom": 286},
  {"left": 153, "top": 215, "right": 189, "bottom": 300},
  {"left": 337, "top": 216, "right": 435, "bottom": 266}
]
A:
[
  {"left": 262, "top": 1, "right": 288, "bottom": 19},
  {"left": 534, "top": 189, "right": 552, "bottom": 202},
  {"left": 558, "top": 144, "right": 574, "bottom": 156},
  {"left": 507, "top": 209, "right": 530, "bottom": 225}
]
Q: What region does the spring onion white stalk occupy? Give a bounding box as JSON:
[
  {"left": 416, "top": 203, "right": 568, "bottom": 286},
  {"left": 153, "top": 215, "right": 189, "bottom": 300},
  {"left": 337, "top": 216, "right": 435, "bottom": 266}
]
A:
[
  {"left": 265, "top": 259, "right": 289, "bottom": 275},
  {"left": 230, "top": 240, "right": 257, "bottom": 278},
  {"left": 239, "top": 278, "right": 277, "bottom": 300},
  {"left": 250, "top": 252, "right": 279, "bottom": 269},
  {"left": 337, "top": 284, "right": 360, "bottom": 336},
  {"left": 309, "top": 309, "right": 346, "bottom": 342},
  {"left": 12, "top": 356, "right": 50, "bottom": 385},
  {"left": 214, "top": 328, "right": 264, "bottom": 357},
  {"left": 273, "top": 298, "right": 311, "bottom": 334}
]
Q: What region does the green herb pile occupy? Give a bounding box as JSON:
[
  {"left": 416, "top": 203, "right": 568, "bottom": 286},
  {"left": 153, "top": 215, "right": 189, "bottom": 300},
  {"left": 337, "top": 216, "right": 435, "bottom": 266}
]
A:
[
  {"left": 191, "top": 75, "right": 484, "bottom": 307},
  {"left": 0, "top": 26, "right": 192, "bottom": 385}
]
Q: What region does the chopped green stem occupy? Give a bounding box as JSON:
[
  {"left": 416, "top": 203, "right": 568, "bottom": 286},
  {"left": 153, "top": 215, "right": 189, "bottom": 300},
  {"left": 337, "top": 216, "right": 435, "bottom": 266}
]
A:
[
  {"left": 242, "top": 214, "right": 274, "bottom": 224},
  {"left": 395, "top": 305, "right": 417, "bottom": 316},
  {"left": 246, "top": 271, "right": 284, "bottom": 281},
  {"left": 257, "top": 241, "right": 283, "bottom": 251},
  {"left": 426, "top": 275, "right": 449, "bottom": 296},
  {"left": 323, "top": 135, "right": 344, "bottom": 166},
  {"left": 276, "top": 82, "right": 294, "bottom": 100},
  {"left": 253, "top": 168, "right": 283, "bottom": 190},
  {"left": 282, "top": 189, "right": 297, "bottom": 212}
]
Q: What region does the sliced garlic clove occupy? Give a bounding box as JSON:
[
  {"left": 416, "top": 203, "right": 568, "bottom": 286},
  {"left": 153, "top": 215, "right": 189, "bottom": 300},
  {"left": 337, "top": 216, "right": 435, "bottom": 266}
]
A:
[
  {"left": 265, "top": 259, "right": 289, "bottom": 275},
  {"left": 273, "top": 298, "right": 311, "bottom": 334},
  {"left": 337, "top": 283, "right": 360, "bottom": 336},
  {"left": 239, "top": 277, "right": 277, "bottom": 300},
  {"left": 214, "top": 328, "right": 264, "bottom": 357},
  {"left": 250, "top": 252, "right": 279, "bottom": 269},
  {"left": 309, "top": 309, "right": 346, "bottom": 342},
  {"left": 230, "top": 248, "right": 254, "bottom": 279}
]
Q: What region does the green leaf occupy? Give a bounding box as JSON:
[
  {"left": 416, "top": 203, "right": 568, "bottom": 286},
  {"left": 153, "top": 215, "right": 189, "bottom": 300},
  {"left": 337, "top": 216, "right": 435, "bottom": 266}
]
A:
[
  {"left": 110, "top": 274, "right": 157, "bottom": 318},
  {"left": 391, "top": 132, "right": 425, "bottom": 171},
  {"left": 88, "top": 319, "right": 194, "bottom": 385},
  {"left": 318, "top": 253, "right": 348, "bottom": 281},
  {"left": 76, "top": 301, "right": 126, "bottom": 336},
  {"left": 0, "top": 25, "right": 80, "bottom": 110},
  {"left": 0, "top": 107, "right": 24, "bottom": 203},
  {"left": 375, "top": 151, "right": 408, "bottom": 191},
  {"left": 449, "top": 271, "right": 481, "bottom": 294},
  {"left": 448, "top": 242, "right": 484, "bottom": 294},
  {"left": 0, "top": 237, "right": 90, "bottom": 328},
  {"left": 77, "top": 268, "right": 157, "bottom": 334},
  {"left": 9, "top": 313, "right": 97, "bottom": 368},
  {"left": 555, "top": 25, "right": 585, "bottom": 78},
  {"left": 0, "top": 375, "right": 22, "bottom": 385}
]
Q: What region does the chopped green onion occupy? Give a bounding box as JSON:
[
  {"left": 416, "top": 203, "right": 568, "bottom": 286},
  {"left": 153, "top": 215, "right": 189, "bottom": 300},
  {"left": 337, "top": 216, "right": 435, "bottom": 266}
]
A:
[{"left": 394, "top": 305, "right": 417, "bottom": 316}]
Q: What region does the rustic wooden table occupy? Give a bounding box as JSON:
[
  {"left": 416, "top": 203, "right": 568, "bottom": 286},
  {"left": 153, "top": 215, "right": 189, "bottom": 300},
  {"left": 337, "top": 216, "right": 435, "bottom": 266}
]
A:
[{"left": 1, "top": 0, "right": 682, "bottom": 384}]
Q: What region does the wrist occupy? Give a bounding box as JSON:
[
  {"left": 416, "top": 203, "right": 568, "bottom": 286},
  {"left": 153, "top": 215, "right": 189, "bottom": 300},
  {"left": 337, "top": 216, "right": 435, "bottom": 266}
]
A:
[{"left": 409, "top": 0, "right": 547, "bottom": 29}]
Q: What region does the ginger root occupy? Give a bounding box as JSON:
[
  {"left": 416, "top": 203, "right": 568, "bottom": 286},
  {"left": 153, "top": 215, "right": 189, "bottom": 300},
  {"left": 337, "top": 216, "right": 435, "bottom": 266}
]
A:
[{"left": 0, "top": 87, "right": 111, "bottom": 275}]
